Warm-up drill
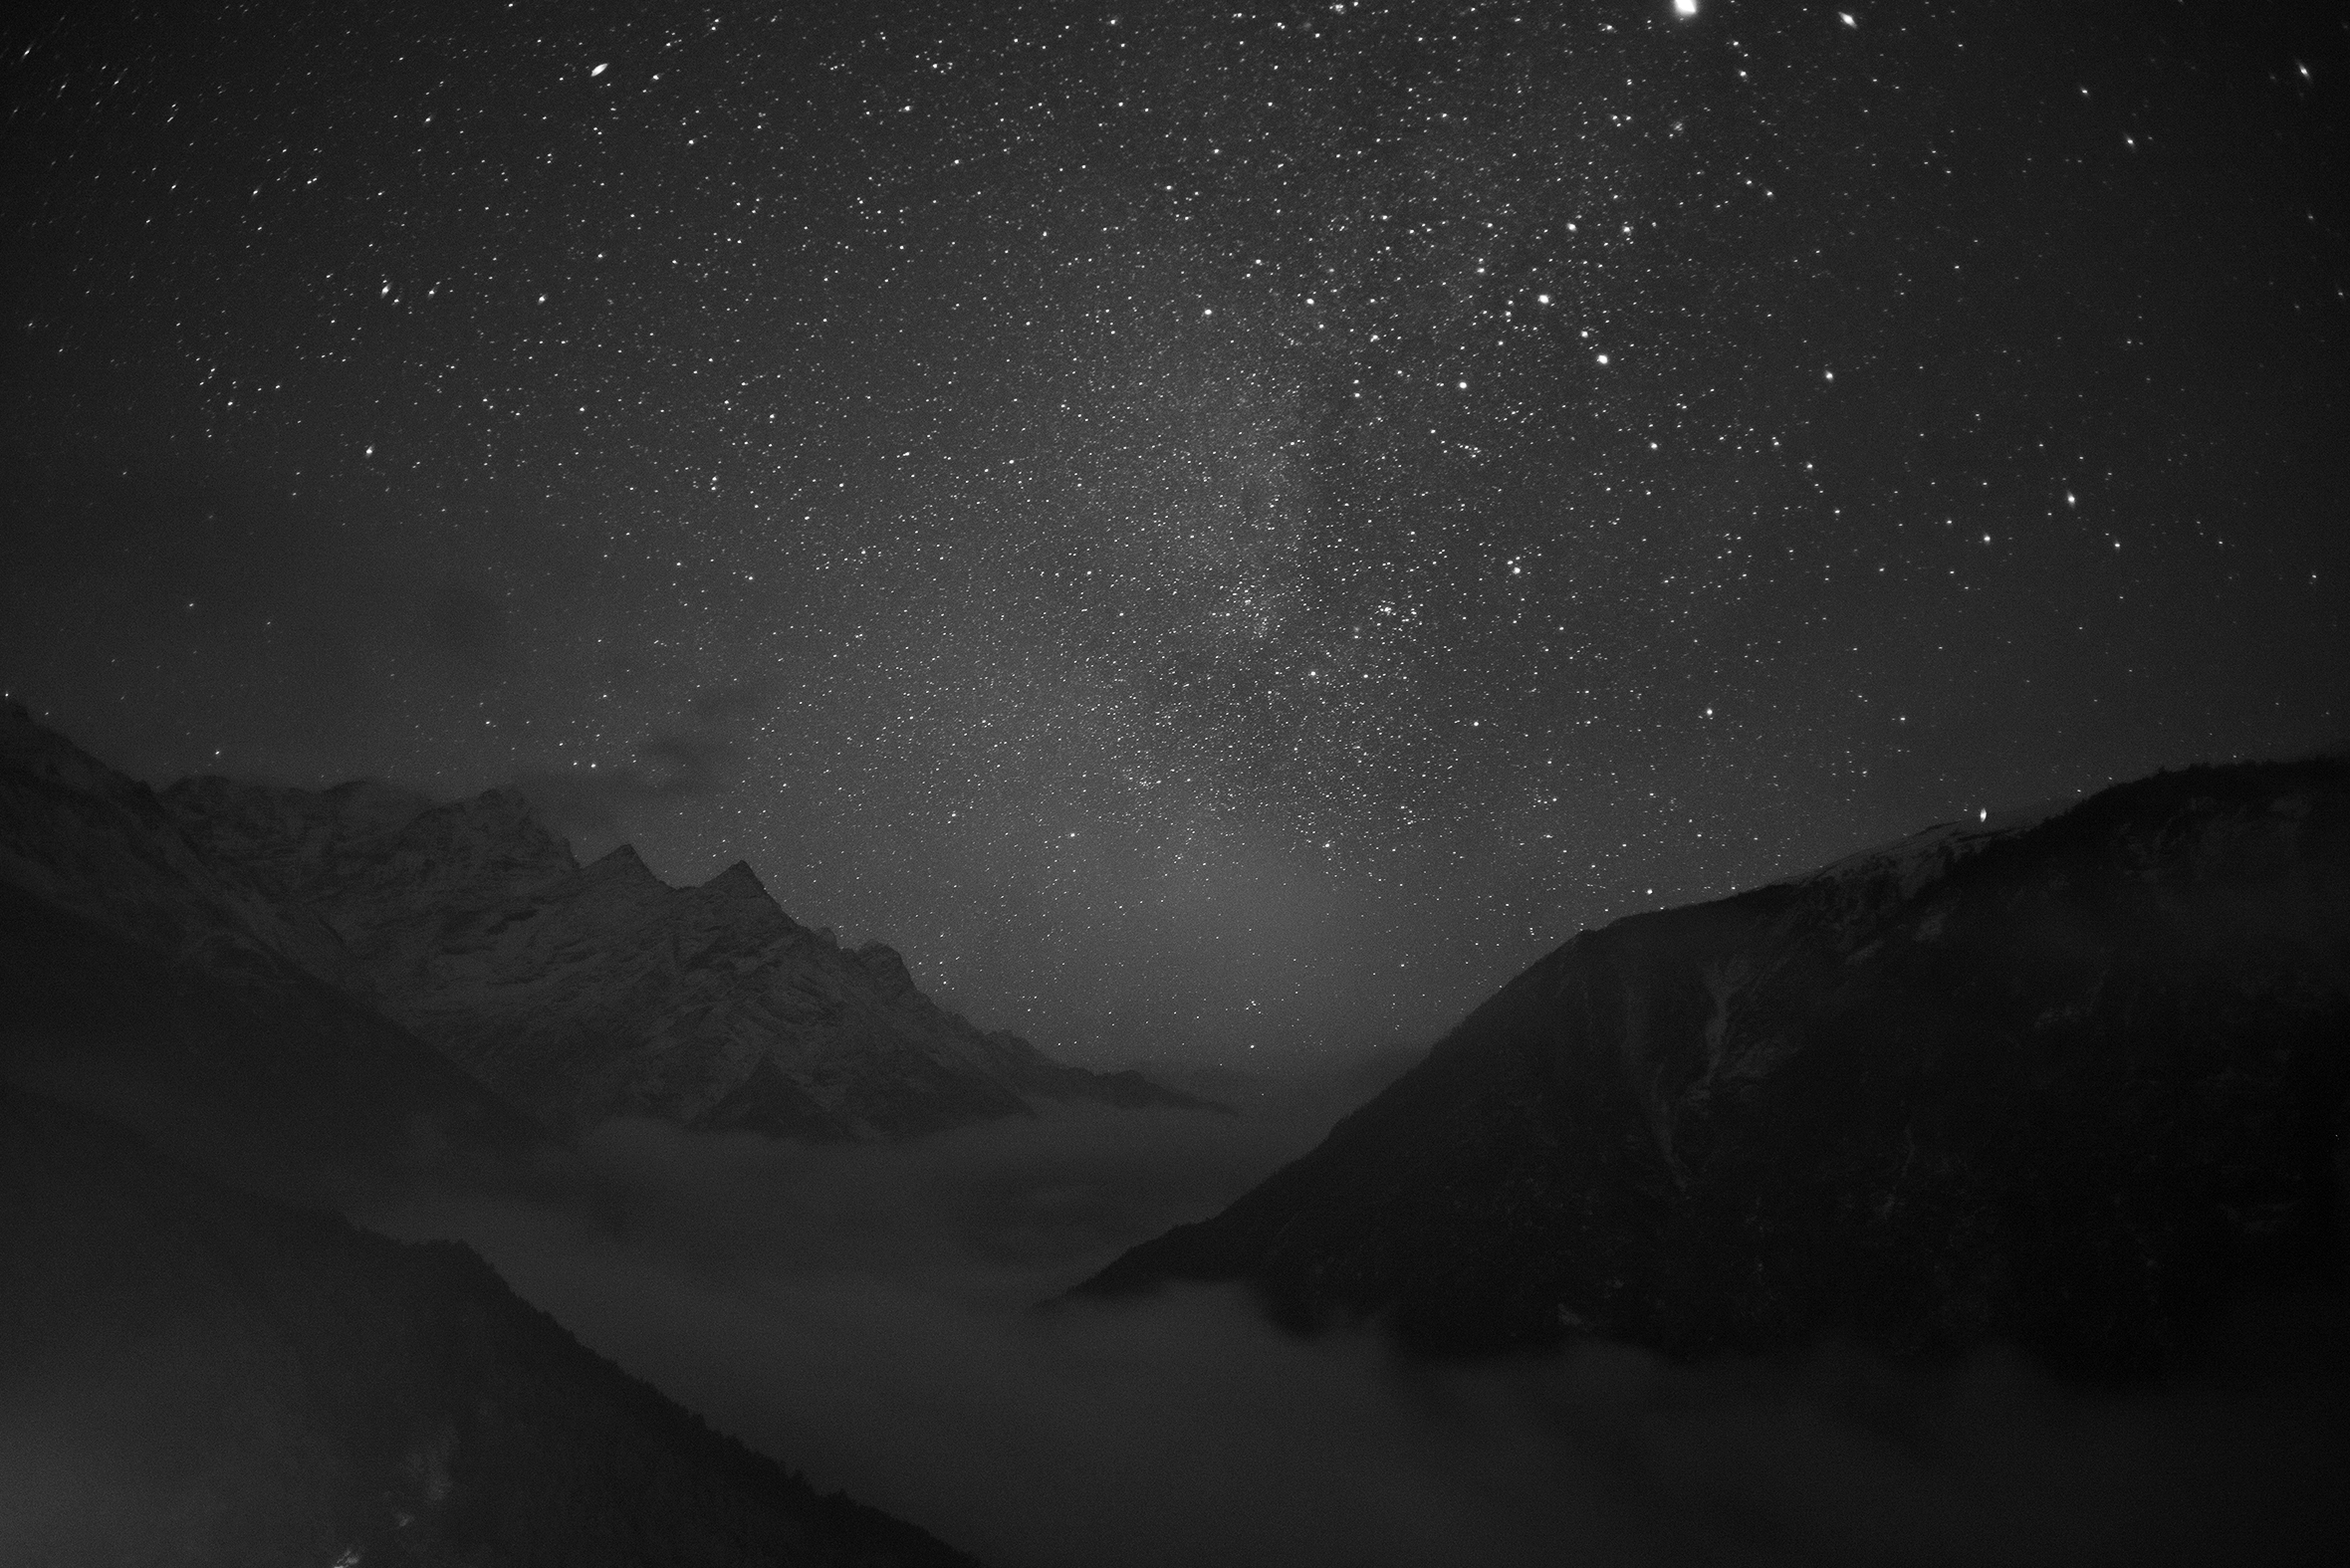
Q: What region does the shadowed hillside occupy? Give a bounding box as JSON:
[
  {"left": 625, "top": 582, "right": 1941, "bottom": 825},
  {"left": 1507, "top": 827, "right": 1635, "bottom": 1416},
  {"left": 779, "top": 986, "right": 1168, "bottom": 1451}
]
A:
[
  {"left": 1079, "top": 757, "right": 2350, "bottom": 1378},
  {"left": 0, "top": 1088, "right": 984, "bottom": 1568}
]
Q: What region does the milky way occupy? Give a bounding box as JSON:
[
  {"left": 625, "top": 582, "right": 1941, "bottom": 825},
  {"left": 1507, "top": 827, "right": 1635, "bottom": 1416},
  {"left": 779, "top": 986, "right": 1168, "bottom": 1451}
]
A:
[{"left": 5, "top": 1, "right": 2344, "bottom": 1060}]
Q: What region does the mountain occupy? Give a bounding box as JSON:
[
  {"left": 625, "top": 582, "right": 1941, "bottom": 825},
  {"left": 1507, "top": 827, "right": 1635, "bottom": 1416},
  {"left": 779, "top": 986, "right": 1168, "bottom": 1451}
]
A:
[
  {"left": 1076, "top": 757, "right": 2350, "bottom": 1377},
  {"left": 0, "top": 1086, "right": 983, "bottom": 1568},
  {"left": 161, "top": 772, "right": 1219, "bottom": 1140},
  {"left": 0, "top": 702, "right": 547, "bottom": 1203}
]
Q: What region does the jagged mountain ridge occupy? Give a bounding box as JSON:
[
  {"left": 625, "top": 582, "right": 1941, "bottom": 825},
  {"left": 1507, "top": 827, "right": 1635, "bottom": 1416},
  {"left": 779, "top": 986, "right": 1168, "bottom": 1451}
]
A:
[
  {"left": 163, "top": 771, "right": 1218, "bottom": 1139},
  {"left": 1077, "top": 757, "right": 2350, "bottom": 1376},
  {"left": 0, "top": 703, "right": 362, "bottom": 995},
  {"left": 2, "top": 708, "right": 998, "bottom": 1561},
  {"left": 0, "top": 703, "right": 546, "bottom": 1202},
  {"left": 0, "top": 1087, "right": 984, "bottom": 1568}
]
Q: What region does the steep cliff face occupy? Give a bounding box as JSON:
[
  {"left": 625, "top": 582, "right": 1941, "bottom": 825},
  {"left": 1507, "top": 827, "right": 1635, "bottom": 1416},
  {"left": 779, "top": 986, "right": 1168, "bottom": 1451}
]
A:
[
  {"left": 0, "top": 1089, "right": 984, "bottom": 1568},
  {"left": 164, "top": 774, "right": 1218, "bottom": 1140},
  {"left": 0, "top": 704, "right": 544, "bottom": 1201},
  {"left": 1077, "top": 758, "right": 2350, "bottom": 1375}
]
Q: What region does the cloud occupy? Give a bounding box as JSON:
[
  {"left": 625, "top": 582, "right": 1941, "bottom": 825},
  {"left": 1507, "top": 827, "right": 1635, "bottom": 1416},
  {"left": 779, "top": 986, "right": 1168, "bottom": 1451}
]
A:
[
  {"left": 512, "top": 680, "right": 766, "bottom": 845},
  {"left": 372, "top": 1107, "right": 2350, "bottom": 1568}
]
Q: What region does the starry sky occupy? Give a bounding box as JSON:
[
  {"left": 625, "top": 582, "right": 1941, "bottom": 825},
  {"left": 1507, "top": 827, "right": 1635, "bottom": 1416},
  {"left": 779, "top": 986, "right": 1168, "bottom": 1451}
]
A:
[{"left": 4, "top": 0, "right": 2345, "bottom": 1064}]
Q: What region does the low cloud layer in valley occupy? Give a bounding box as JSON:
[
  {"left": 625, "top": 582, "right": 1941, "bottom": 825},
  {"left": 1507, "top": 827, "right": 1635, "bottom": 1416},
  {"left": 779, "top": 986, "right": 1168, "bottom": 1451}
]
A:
[{"left": 374, "top": 1099, "right": 2350, "bottom": 1568}]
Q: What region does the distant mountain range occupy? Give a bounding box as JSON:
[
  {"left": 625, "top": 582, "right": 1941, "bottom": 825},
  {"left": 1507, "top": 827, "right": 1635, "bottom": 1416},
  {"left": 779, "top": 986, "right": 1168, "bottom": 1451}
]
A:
[
  {"left": 0, "top": 699, "right": 1214, "bottom": 1194},
  {"left": 1, "top": 701, "right": 1251, "bottom": 1563},
  {"left": 162, "top": 770, "right": 1218, "bottom": 1141},
  {"left": 17, "top": 696, "right": 2344, "bottom": 1559},
  {"left": 1078, "top": 757, "right": 2350, "bottom": 1377}
]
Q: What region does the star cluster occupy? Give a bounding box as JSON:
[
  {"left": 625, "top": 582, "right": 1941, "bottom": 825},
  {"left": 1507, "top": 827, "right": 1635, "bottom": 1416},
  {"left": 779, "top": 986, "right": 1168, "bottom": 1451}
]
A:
[{"left": 5, "top": 0, "right": 2344, "bottom": 1060}]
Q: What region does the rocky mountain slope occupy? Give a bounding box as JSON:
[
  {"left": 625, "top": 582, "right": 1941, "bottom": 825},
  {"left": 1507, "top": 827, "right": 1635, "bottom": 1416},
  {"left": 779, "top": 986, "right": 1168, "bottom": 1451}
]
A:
[
  {"left": 1077, "top": 757, "right": 2350, "bottom": 1376},
  {"left": 0, "top": 1087, "right": 983, "bottom": 1568},
  {"left": 0, "top": 702, "right": 360, "bottom": 993},
  {"left": 162, "top": 772, "right": 1216, "bottom": 1141},
  {"left": 0, "top": 702, "right": 546, "bottom": 1202}
]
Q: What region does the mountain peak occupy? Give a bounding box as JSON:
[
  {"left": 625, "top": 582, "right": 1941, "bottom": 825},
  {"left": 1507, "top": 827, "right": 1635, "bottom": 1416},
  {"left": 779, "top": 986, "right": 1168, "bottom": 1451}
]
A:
[
  {"left": 6, "top": 714, "right": 1219, "bottom": 1144},
  {"left": 587, "top": 842, "right": 661, "bottom": 883},
  {"left": 703, "top": 859, "right": 767, "bottom": 898},
  {"left": 145, "top": 754, "right": 1212, "bottom": 1138}
]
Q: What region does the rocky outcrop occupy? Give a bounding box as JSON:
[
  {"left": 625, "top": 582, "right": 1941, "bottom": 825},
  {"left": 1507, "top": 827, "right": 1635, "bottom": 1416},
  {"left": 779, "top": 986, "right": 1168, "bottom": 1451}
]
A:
[
  {"left": 163, "top": 772, "right": 1221, "bottom": 1140},
  {"left": 1075, "top": 757, "right": 2350, "bottom": 1377}
]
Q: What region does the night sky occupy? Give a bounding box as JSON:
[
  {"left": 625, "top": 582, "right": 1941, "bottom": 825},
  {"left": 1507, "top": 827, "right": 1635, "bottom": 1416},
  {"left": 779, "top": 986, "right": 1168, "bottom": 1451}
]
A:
[{"left": 5, "top": 0, "right": 2344, "bottom": 1064}]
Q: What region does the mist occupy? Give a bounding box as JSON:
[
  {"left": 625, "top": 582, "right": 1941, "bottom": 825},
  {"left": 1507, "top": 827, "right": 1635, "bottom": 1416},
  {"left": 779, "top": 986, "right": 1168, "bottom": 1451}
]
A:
[{"left": 376, "top": 1101, "right": 2350, "bottom": 1568}]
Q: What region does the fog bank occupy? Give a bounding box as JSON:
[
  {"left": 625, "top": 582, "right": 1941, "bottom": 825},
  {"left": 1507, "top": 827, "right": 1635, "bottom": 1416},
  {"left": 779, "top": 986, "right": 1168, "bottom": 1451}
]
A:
[{"left": 378, "top": 1105, "right": 2350, "bottom": 1568}]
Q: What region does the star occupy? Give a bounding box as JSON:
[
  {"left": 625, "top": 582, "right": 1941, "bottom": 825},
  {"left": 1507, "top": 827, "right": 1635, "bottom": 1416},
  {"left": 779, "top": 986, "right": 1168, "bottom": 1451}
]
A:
[{"left": 2, "top": 0, "right": 2339, "bottom": 1064}]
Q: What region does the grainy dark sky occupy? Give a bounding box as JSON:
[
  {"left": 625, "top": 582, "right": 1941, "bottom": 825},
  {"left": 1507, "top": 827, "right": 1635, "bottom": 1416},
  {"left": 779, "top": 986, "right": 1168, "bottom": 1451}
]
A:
[{"left": 4, "top": 0, "right": 2344, "bottom": 1063}]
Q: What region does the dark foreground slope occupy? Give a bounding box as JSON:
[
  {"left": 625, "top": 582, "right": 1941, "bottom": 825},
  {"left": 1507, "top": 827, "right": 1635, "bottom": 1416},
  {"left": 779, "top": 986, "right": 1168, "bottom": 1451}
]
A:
[
  {"left": 1078, "top": 758, "right": 2350, "bottom": 1377},
  {"left": 0, "top": 1089, "right": 982, "bottom": 1568}
]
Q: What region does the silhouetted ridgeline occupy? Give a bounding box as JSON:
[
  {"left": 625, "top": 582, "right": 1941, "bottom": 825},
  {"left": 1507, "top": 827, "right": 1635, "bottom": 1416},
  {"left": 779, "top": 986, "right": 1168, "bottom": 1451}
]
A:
[
  {"left": 1, "top": 698, "right": 1217, "bottom": 1208},
  {"left": 162, "top": 763, "right": 1221, "bottom": 1140},
  {"left": 0, "top": 1088, "right": 985, "bottom": 1567},
  {"left": 0, "top": 702, "right": 550, "bottom": 1205},
  {"left": 1079, "top": 757, "right": 2350, "bottom": 1378}
]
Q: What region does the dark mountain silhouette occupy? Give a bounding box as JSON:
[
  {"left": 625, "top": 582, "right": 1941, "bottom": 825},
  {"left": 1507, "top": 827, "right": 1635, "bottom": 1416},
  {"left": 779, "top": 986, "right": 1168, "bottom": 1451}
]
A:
[
  {"left": 0, "top": 1087, "right": 984, "bottom": 1568},
  {"left": 0, "top": 702, "right": 548, "bottom": 1205},
  {"left": 1076, "top": 757, "right": 2350, "bottom": 1377},
  {"left": 161, "top": 771, "right": 1221, "bottom": 1139}
]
